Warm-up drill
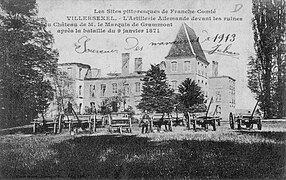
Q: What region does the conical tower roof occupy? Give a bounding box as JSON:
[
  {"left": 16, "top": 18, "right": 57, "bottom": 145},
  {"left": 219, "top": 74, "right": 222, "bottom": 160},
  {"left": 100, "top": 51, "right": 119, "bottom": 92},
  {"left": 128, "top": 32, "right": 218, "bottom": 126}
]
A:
[{"left": 166, "top": 23, "right": 208, "bottom": 64}]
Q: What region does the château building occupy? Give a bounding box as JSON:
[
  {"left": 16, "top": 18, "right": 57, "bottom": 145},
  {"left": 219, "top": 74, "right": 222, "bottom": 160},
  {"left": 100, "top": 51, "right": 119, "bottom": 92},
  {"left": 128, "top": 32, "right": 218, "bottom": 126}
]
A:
[{"left": 52, "top": 23, "right": 236, "bottom": 121}]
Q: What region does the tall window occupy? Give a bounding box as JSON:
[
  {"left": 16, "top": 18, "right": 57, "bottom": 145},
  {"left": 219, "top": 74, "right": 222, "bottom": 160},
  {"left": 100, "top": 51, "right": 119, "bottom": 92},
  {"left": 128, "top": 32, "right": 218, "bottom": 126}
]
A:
[
  {"left": 215, "top": 91, "right": 221, "bottom": 102},
  {"left": 171, "top": 80, "right": 177, "bottom": 90},
  {"left": 100, "top": 84, "right": 106, "bottom": 97},
  {"left": 184, "top": 61, "right": 190, "bottom": 72},
  {"left": 90, "top": 102, "right": 96, "bottom": 113},
  {"left": 171, "top": 61, "right": 177, "bottom": 72},
  {"left": 112, "top": 83, "right": 117, "bottom": 94},
  {"left": 123, "top": 84, "right": 130, "bottom": 96},
  {"left": 217, "top": 106, "right": 221, "bottom": 114},
  {"left": 79, "top": 103, "right": 82, "bottom": 114},
  {"left": 135, "top": 82, "right": 140, "bottom": 93},
  {"left": 79, "top": 68, "right": 82, "bottom": 79},
  {"left": 67, "top": 67, "right": 72, "bottom": 77},
  {"left": 90, "top": 85, "right": 95, "bottom": 97},
  {"left": 79, "top": 85, "right": 82, "bottom": 96}
]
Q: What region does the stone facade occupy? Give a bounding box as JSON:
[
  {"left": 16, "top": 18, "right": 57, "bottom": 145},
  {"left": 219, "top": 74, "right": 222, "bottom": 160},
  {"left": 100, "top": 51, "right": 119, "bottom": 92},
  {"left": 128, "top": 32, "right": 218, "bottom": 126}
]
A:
[
  {"left": 83, "top": 73, "right": 144, "bottom": 113},
  {"left": 209, "top": 76, "right": 236, "bottom": 121},
  {"left": 53, "top": 23, "right": 235, "bottom": 120}
]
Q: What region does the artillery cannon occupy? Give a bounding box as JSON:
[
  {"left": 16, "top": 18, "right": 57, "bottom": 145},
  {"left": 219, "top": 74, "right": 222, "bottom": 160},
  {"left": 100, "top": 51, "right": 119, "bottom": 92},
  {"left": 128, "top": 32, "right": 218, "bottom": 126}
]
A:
[
  {"left": 187, "top": 97, "right": 221, "bottom": 131},
  {"left": 229, "top": 101, "right": 262, "bottom": 130}
]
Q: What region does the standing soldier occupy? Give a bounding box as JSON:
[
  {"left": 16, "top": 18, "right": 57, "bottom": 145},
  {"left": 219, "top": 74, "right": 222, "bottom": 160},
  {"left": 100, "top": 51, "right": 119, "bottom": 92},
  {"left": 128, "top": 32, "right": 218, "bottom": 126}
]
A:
[{"left": 140, "top": 110, "right": 150, "bottom": 133}]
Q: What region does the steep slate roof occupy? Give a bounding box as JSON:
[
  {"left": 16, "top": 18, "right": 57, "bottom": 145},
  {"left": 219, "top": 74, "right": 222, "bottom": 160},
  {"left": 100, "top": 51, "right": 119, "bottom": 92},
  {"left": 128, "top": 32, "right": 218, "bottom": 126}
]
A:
[{"left": 165, "top": 23, "right": 209, "bottom": 64}]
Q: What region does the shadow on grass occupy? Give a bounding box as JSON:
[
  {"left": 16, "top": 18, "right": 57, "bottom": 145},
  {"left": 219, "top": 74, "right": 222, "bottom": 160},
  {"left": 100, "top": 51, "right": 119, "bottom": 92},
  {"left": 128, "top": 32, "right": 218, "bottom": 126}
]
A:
[
  {"left": 238, "top": 130, "right": 286, "bottom": 142},
  {"left": 0, "top": 125, "right": 33, "bottom": 135},
  {"left": 1, "top": 134, "right": 286, "bottom": 179}
]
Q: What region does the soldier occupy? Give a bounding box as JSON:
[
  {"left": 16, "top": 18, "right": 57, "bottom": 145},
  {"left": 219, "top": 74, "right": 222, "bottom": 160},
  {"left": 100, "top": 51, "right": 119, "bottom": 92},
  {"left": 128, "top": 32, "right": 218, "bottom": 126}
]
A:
[{"left": 140, "top": 110, "right": 150, "bottom": 133}]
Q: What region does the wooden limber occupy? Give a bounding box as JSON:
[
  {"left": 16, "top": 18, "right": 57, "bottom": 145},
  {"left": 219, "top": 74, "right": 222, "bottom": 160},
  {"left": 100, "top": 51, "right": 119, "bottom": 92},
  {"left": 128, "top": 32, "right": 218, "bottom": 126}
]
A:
[
  {"left": 62, "top": 102, "right": 96, "bottom": 133},
  {"left": 108, "top": 113, "right": 132, "bottom": 133},
  {"left": 64, "top": 114, "right": 95, "bottom": 133},
  {"left": 170, "top": 112, "right": 185, "bottom": 126},
  {"left": 150, "top": 113, "right": 173, "bottom": 132},
  {"left": 187, "top": 112, "right": 218, "bottom": 131},
  {"left": 31, "top": 114, "right": 64, "bottom": 134}
]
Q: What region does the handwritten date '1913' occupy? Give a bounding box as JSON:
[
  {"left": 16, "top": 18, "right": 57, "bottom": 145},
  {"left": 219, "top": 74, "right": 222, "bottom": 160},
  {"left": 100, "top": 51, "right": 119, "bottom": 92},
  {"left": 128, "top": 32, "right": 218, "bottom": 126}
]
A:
[{"left": 201, "top": 30, "right": 236, "bottom": 43}]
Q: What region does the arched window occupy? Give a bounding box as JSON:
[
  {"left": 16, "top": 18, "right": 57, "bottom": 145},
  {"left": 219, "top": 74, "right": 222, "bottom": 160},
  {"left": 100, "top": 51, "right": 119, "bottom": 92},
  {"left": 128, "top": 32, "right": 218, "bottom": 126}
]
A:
[
  {"left": 184, "top": 61, "right": 190, "bottom": 72},
  {"left": 171, "top": 80, "right": 177, "bottom": 90},
  {"left": 215, "top": 91, "right": 221, "bottom": 102},
  {"left": 171, "top": 61, "right": 177, "bottom": 72}
]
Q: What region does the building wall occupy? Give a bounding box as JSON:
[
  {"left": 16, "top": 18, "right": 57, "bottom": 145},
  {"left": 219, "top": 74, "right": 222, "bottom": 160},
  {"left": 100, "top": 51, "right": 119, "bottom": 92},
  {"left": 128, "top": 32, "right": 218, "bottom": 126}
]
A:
[
  {"left": 165, "top": 57, "right": 208, "bottom": 96},
  {"left": 83, "top": 75, "right": 143, "bottom": 113},
  {"left": 208, "top": 76, "right": 236, "bottom": 121},
  {"left": 56, "top": 60, "right": 235, "bottom": 120},
  {"left": 58, "top": 63, "right": 90, "bottom": 114}
]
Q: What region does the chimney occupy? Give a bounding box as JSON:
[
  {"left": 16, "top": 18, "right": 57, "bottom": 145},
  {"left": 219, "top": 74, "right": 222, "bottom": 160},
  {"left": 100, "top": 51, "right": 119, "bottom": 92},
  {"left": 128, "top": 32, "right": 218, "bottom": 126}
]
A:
[
  {"left": 212, "top": 61, "right": 218, "bottom": 77},
  {"left": 134, "top": 58, "right": 142, "bottom": 72},
  {"left": 91, "top": 68, "right": 101, "bottom": 78},
  {"left": 122, "top": 53, "right": 130, "bottom": 75}
]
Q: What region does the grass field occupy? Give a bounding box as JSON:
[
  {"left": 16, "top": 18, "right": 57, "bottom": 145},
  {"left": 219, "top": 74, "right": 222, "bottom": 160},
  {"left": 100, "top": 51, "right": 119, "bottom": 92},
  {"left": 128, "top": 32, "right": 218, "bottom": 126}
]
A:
[{"left": 0, "top": 121, "right": 285, "bottom": 179}]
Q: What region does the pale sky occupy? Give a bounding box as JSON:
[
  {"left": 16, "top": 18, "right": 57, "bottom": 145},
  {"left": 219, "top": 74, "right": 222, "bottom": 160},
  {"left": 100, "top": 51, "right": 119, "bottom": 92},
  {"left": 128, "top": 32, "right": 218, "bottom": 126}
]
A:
[{"left": 37, "top": 0, "right": 256, "bottom": 109}]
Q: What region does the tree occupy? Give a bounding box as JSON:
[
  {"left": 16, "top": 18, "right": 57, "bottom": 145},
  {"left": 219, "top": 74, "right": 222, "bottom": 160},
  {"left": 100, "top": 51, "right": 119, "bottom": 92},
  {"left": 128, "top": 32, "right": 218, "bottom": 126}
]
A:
[
  {"left": 0, "top": 0, "right": 58, "bottom": 128},
  {"left": 137, "top": 64, "right": 174, "bottom": 113},
  {"left": 52, "top": 70, "right": 76, "bottom": 115},
  {"left": 249, "top": 0, "right": 286, "bottom": 118},
  {"left": 100, "top": 96, "right": 123, "bottom": 114},
  {"left": 177, "top": 78, "right": 205, "bottom": 112}
]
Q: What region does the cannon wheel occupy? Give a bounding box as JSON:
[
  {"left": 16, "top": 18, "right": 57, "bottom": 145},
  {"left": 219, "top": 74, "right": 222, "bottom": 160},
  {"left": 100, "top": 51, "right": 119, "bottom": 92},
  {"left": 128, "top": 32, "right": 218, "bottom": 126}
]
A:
[
  {"left": 169, "top": 120, "right": 173, "bottom": 132},
  {"left": 237, "top": 119, "right": 241, "bottom": 130},
  {"left": 119, "top": 127, "right": 123, "bottom": 134},
  {"left": 229, "top": 113, "right": 234, "bottom": 129},
  {"left": 193, "top": 119, "right": 197, "bottom": 132},
  {"left": 257, "top": 119, "right": 262, "bottom": 130},
  {"left": 108, "top": 126, "right": 112, "bottom": 133},
  {"left": 212, "top": 119, "right": 216, "bottom": 131}
]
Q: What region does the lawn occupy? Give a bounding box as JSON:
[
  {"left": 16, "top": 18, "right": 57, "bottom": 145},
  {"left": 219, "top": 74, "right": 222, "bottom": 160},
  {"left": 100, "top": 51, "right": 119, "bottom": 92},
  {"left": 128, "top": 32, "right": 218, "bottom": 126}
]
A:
[{"left": 0, "top": 121, "right": 285, "bottom": 179}]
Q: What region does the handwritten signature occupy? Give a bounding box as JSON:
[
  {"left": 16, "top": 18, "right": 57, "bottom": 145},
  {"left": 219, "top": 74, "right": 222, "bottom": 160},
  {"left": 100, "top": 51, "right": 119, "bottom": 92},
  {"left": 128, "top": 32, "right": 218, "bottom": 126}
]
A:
[
  {"left": 124, "top": 37, "right": 143, "bottom": 51},
  {"left": 74, "top": 36, "right": 143, "bottom": 54},
  {"left": 74, "top": 35, "right": 239, "bottom": 58},
  {"left": 74, "top": 36, "right": 119, "bottom": 54},
  {"left": 207, "top": 44, "right": 240, "bottom": 58}
]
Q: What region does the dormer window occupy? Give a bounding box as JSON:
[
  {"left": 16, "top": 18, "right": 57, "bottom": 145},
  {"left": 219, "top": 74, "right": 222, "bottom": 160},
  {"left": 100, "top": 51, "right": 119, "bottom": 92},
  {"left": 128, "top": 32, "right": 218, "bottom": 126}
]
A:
[
  {"left": 171, "top": 61, "right": 177, "bottom": 72},
  {"left": 184, "top": 61, "right": 190, "bottom": 72}
]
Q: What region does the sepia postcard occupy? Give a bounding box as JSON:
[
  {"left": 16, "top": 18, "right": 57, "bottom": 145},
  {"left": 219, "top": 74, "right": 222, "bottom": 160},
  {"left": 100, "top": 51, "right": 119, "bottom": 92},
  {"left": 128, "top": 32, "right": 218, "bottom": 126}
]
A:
[{"left": 1, "top": 0, "right": 285, "bottom": 179}]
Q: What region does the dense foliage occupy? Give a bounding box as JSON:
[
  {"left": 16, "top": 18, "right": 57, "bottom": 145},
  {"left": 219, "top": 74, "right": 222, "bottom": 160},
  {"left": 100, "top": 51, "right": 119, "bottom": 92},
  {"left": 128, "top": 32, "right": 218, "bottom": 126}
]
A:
[
  {"left": 137, "top": 64, "right": 174, "bottom": 113},
  {"left": 177, "top": 78, "right": 205, "bottom": 112},
  {"left": 52, "top": 70, "right": 75, "bottom": 115},
  {"left": 100, "top": 96, "right": 123, "bottom": 114},
  {"left": 249, "top": 0, "right": 286, "bottom": 118},
  {"left": 0, "top": 0, "right": 58, "bottom": 128}
]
